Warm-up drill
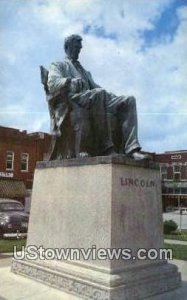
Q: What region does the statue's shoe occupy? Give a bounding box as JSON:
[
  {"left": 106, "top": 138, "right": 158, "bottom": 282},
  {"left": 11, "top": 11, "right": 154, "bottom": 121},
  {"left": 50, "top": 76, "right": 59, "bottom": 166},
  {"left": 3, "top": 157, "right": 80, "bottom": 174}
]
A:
[
  {"left": 130, "top": 151, "right": 150, "bottom": 160},
  {"left": 78, "top": 152, "right": 90, "bottom": 158}
]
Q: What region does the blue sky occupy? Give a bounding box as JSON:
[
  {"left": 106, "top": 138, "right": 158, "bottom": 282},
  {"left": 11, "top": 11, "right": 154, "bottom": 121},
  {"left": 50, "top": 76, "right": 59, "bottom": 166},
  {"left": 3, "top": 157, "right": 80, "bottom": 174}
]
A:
[{"left": 0, "top": 0, "right": 187, "bottom": 153}]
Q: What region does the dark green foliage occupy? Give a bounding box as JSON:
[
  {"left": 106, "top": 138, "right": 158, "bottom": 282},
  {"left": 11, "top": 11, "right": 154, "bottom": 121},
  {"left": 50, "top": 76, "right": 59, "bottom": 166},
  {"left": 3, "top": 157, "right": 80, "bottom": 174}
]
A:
[{"left": 164, "top": 220, "right": 178, "bottom": 234}]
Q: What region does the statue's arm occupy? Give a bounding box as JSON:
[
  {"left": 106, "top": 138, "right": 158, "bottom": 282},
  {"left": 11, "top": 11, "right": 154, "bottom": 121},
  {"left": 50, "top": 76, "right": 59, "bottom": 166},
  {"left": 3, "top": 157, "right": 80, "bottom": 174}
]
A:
[
  {"left": 87, "top": 71, "right": 101, "bottom": 89},
  {"left": 47, "top": 62, "right": 70, "bottom": 94},
  {"left": 88, "top": 71, "right": 116, "bottom": 97}
]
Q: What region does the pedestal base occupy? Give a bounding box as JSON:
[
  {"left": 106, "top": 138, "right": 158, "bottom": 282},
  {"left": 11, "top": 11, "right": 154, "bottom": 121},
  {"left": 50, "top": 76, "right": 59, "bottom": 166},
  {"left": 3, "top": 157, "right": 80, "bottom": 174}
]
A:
[
  {"left": 12, "top": 156, "right": 181, "bottom": 299},
  {"left": 12, "top": 258, "right": 181, "bottom": 300}
]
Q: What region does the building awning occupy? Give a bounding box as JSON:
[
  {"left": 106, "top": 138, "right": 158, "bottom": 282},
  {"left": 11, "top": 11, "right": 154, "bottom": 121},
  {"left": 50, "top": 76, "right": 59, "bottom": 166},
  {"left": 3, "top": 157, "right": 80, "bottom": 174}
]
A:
[
  {"left": 163, "top": 181, "right": 187, "bottom": 188},
  {"left": 0, "top": 179, "right": 26, "bottom": 198}
]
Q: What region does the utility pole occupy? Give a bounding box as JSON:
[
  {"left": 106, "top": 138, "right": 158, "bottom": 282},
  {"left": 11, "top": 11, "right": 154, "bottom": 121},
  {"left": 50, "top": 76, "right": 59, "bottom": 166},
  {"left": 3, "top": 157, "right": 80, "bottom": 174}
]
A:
[{"left": 179, "top": 194, "right": 182, "bottom": 233}]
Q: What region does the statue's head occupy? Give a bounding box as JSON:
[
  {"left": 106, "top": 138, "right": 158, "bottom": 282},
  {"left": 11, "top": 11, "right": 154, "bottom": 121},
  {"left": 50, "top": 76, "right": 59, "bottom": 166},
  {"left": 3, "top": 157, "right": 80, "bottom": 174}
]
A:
[{"left": 64, "top": 34, "right": 82, "bottom": 61}]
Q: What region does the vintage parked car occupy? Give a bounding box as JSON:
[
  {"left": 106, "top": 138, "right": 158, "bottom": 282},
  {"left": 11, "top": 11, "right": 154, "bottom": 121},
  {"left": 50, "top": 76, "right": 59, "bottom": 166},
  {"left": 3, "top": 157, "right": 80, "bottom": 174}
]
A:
[
  {"left": 165, "top": 206, "right": 179, "bottom": 213},
  {"left": 0, "top": 199, "right": 29, "bottom": 239},
  {"left": 173, "top": 207, "right": 187, "bottom": 215}
]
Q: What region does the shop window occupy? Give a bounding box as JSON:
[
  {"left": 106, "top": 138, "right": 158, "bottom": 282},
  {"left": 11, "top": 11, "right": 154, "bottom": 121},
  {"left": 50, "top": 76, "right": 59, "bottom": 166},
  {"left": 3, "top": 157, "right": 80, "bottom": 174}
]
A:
[
  {"left": 173, "top": 165, "right": 180, "bottom": 173},
  {"left": 181, "top": 188, "right": 187, "bottom": 194},
  {"left": 21, "top": 153, "right": 29, "bottom": 171},
  {"left": 173, "top": 164, "right": 181, "bottom": 181},
  {"left": 174, "top": 188, "right": 180, "bottom": 195},
  {"left": 6, "top": 151, "right": 14, "bottom": 170},
  {"left": 160, "top": 165, "right": 167, "bottom": 180},
  {"left": 167, "top": 166, "right": 173, "bottom": 180},
  {"left": 180, "top": 165, "right": 186, "bottom": 180},
  {"left": 162, "top": 186, "right": 167, "bottom": 194},
  {"left": 174, "top": 173, "right": 181, "bottom": 181},
  {"left": 167, "top": 188, "right": 173, "bottom": 194},
  {"left": 183, "top": 163, "right": 187, "bottom": 179}
]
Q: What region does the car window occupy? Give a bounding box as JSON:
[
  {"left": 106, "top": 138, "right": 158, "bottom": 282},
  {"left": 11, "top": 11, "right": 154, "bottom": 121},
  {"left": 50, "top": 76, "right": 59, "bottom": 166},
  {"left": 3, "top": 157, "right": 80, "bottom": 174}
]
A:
[{"left": 0, "top": 202, "right": 24, "bottom": 211}]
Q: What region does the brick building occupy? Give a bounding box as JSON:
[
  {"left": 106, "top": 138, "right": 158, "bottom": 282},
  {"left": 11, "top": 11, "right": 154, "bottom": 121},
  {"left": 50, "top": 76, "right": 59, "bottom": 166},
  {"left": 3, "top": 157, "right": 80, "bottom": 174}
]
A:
[
  {"left": 155, "top": 150, "right": 187, "bottom": 211},
  {"left": 0, "top": 126, "right": 51, "bottom": 209},
  {"left": 1, "top": 124, "right": 186, "bottom": 213}
]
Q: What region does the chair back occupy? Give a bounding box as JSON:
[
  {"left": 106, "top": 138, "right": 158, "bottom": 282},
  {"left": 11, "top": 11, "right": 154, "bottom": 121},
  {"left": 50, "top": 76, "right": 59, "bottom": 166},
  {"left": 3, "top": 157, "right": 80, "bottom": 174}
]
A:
[{"left": 40, "top": 65, "right": 49, "bottom": 94}]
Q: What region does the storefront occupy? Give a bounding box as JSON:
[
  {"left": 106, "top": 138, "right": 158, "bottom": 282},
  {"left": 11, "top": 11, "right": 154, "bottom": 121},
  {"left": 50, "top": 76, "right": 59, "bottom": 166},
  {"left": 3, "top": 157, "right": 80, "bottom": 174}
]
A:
[{"left": 0, "top": 177, "right": 27, "bottom": 205}]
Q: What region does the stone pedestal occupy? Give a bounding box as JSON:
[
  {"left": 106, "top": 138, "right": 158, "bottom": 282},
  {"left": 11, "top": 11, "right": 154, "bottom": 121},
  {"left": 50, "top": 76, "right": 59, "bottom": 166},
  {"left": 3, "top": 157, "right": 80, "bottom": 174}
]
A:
[{"left": 12, "top": 156, "right": 181, "bottom": 300}]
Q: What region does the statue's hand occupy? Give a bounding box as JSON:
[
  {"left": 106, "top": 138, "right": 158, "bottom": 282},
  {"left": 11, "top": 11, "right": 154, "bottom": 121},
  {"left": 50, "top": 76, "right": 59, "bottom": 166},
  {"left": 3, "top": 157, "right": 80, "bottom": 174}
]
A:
[{"left": 70, "top": 78, "right": 85, "bottom": 93}]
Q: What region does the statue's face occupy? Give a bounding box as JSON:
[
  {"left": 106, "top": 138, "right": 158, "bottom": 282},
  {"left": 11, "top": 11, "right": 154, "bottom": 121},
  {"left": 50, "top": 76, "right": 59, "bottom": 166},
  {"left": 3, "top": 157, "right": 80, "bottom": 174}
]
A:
[{"left": 67, "top": 39, "right": 82, "bottom": 60}]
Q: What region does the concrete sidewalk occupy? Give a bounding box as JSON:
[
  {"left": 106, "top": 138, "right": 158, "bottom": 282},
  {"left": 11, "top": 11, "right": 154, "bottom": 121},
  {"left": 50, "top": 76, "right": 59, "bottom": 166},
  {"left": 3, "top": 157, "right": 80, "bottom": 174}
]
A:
[
  {"left": 0, "top": 257, "right": 81, "bottom": 300},
  {"left": 0, "top": 258, "right": 186, "bottom": 300},
  {"left": 165, "top": 239, "right": 187, "bottom": 245}
]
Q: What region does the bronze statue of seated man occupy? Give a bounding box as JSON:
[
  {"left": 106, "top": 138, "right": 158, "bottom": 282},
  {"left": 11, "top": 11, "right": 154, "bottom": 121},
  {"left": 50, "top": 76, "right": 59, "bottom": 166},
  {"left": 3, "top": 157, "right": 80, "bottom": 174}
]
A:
[
  {"left": 41, "top": 64, "right": 113, "bottom": 159},
  {"left": 45, "top": 34, "right": 148, "bottom": 160}
]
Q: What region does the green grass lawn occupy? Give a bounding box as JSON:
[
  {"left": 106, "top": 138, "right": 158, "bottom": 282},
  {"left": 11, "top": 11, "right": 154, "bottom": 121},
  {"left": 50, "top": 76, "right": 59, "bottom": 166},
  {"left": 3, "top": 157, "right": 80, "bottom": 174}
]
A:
[
  {"left": 0, "top": 238, "right": 26, "bottom": 253},
  {"left": 164, "top": 243, "right": 187, "bottom": 261},
  {"left": 164, "top": 229, "right": 187, "bottom": 241}
]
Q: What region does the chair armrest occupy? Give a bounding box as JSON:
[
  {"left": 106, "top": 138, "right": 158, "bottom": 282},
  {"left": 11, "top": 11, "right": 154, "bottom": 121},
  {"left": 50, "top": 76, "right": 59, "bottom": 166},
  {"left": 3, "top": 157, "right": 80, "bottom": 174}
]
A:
[{"left": 47, "top": 87, "right": 69, "bottom": 106}]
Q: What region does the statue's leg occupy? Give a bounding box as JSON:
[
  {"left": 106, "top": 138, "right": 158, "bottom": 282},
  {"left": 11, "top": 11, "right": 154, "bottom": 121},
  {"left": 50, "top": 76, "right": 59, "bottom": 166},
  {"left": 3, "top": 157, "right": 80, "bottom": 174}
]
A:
[
  {"left": 73, "top": 88, "right": 114, "bottom": 156},
  {"left": 47, "top": 135, "right": 65, "bottom": 160},
  {"left": 70, "top": 106, "right": 82, "bottom": 157},
  {"left": 87, "top": 88, "right": 114, "bottom": 155},
  {"left": 70, "top": 106, "right": 91, "bottom": 158},
  {"left": 107, "top": 95, "right": 141, "bottom": 154}
]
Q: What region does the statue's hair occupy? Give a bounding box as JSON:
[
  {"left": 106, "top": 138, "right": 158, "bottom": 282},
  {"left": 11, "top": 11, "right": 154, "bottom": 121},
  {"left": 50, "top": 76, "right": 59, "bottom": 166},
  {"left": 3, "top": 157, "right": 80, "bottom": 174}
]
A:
[{"left": 64, "top": 34, "right": 82, "bottom": 53}]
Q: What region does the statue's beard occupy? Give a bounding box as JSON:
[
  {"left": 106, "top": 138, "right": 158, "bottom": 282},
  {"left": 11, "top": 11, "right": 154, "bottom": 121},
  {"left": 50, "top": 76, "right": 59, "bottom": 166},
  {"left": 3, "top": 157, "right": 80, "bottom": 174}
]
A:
[
  {"left": 73, "top": 53, "right": 79, "bottom": 60},
  {"left": 68, "top": 50, "right": 80, "bottom": 61}
]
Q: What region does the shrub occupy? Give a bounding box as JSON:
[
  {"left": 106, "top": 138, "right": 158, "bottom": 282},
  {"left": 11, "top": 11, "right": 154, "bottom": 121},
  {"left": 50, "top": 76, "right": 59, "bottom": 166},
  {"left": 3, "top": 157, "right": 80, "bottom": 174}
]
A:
[{"left": 164, "top": 220, "right": 178, "bottom": 234}]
